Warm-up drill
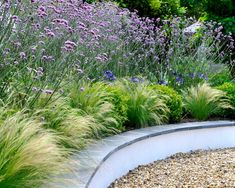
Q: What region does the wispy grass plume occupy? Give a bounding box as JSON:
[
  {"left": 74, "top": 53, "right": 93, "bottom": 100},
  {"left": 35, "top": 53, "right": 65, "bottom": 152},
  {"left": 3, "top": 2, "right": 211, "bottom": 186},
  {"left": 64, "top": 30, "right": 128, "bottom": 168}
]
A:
[
  {"left": 182, "top": 82, "right": 233, "bottom": 120},
  {"left": 114, "top": 79, "right": 169, "bottom": 128},
  {"left": 0, "top": 111, "right": 68, "bottom": 188}
]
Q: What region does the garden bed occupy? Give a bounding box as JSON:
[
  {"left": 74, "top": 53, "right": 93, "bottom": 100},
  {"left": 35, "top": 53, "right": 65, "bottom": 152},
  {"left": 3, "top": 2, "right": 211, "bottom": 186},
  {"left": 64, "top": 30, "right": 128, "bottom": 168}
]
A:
[
  {"left": 109, "top": 148, "right": 235, "bottom": 187},
  {"left": 0, "top": 1, "right": 234, "bottom": 187}
]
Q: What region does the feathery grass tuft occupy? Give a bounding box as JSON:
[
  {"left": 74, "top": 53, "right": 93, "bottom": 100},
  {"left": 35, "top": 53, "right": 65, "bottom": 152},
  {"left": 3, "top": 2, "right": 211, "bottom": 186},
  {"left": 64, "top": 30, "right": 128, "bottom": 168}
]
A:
[
  {"left": 0, "top": 112, "right": 68, "bottom": 188},
  {"left": 182, "top": 83, "right": 233, "bottom": 120},
  {"left": 114, "top": 79, "right": 169, "bottom": 128},
  {"left": 34, "top": 96, "right": 95, "bottom": 149},
  {"left": 68, "top": 81, "right": 124, "bottom": 135}
]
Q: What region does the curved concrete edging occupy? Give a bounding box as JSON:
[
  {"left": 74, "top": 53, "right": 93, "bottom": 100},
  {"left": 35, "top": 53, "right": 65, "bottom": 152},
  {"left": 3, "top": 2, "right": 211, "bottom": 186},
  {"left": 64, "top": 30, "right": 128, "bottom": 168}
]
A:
[{"left": 63, "top": 121, "right": 235, "bottom": 188}]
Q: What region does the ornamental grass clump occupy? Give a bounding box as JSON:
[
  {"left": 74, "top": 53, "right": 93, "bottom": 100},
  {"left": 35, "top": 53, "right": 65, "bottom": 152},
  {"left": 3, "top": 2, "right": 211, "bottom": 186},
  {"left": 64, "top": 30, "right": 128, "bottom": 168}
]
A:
[
  {"left": 182, "top": 83, "right": 232, "bottom": 120},
  {"left": 34, "top": 95, "right": 105, "bottom": 149},
  {"left": 68, "top": 81, "right": 124, "bottom": 135},
  {"left": 0, "top": 111, "right": 68, "bottom": 188},
  {"left": 115, "top": 79, "right": 169, "bottom": 128}
]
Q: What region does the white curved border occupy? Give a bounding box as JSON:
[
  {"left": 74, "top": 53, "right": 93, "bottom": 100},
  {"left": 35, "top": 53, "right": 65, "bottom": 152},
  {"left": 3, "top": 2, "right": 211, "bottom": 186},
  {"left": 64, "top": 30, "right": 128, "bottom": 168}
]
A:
[{"left": 88, "top": 126, "right": 235, "bottom": 188}]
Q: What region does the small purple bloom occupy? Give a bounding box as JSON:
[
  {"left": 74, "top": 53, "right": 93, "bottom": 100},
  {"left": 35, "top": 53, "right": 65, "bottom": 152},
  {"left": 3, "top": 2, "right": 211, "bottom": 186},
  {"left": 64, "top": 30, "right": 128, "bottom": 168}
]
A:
[
  {"left": 12, "top": 15, "right": 19, "bottom": 21},
  {"left": 104, "top": 70, "right": 113, "bottom": 77},
  {"left": 198, "top": 73, "right": 204, "bottom": 79},
  {"left": 131, "top": 77, "right": 140, "bottom": 83},
  {"left": 189, "top": 73, "right": 195, "bottom": 79},
  {"left": 47, "top": 31, "right": 55, "bottom": 37},
  {"left": 104, "top": 70, "right": 116, "bottom": 81},
  {"left": 19, "top": 52, "right": 26, "bottom": 59},
  {"left": 43, "top": 89, "right": 54, "bottom": 94},
  {"left": 175, "top": 77, "right": 184, "bottom": 85},
  {"left": 158, "top": 80, "right": 168, "bottom": 85}
]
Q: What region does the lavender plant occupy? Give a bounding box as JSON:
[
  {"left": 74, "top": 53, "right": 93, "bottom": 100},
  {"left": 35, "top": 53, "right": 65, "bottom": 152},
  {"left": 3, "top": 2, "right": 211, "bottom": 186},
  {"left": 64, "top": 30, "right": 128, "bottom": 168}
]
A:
[{"left": 0, "top": 0, "right": 234, "bottom": 108}]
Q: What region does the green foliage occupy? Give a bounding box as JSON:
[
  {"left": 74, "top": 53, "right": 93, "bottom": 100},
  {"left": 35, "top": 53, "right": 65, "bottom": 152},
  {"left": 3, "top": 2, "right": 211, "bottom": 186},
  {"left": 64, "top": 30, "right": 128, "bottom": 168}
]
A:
[
  {"left": 149, "top": 85, "right": 182, "bottom": 123},
  {"left": 181, "top": 0, "right": 235, "bottom": 35},
  {"left": 0, "top": 111, "right": 68, "bottom": 188},
  {"left": 182, "top": 83, "right": 232, "bottom": 120},
  {"left": 115, "top": 0, "right": 185, "bottom": 17},
  {"left": 218, "top": 17, "right": 235, "bottom": 35},
  {"left": 181, "top": 0, "right": 235, "bottom": 18},
  {"left": 217, "top": 82, "right": 235, "bottom": 117},
  {"left": 106, "top": 84, "right": 128, "bottom": 128},
  {"left": 114, "top": 79, "right": 169, "bottom": 128},
  {"left": 205, "top": 0, "right": 234, "bottom": 17},
  {"left": 209, "top": 68, "right": 233, "bottom": 87}
]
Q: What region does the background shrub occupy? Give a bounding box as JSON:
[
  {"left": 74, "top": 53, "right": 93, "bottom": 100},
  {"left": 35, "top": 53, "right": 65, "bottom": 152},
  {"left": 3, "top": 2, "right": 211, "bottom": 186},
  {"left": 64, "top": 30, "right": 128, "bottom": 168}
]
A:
[
  {"left": 217, "top": 82, "right": 235, "bottom": 117},
  {"left": 149, "top": 85, "right": 182, "bottom": 123},
  {"left": 180, "top": 0, "right": 235, "bottom": 35},
  {"left": 106, "top": 84, "right": 129, "bottom": 129},
  {"left": 114, "top": 0, "right": 185, "bottom": 17}
]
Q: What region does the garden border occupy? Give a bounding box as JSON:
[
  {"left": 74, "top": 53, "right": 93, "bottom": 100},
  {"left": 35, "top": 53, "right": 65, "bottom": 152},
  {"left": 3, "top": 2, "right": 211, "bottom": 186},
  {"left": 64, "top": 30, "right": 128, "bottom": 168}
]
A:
[{"left": 61, "top": 121, "right": 235, "bottom": 188}]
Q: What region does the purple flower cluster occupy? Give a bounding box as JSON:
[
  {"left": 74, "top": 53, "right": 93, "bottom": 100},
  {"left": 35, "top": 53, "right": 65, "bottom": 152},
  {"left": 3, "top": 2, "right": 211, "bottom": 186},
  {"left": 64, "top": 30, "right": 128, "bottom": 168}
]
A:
[{"left": 0, "top": 0, "right": 234, "bottom": 93}]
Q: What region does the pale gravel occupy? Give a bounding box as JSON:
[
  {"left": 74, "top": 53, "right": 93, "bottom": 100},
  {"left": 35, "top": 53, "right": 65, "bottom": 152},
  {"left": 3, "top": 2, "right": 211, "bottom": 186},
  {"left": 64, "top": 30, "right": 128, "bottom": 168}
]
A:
[{"left": 109, "top": 148, "right": 235, "bottom": 188}]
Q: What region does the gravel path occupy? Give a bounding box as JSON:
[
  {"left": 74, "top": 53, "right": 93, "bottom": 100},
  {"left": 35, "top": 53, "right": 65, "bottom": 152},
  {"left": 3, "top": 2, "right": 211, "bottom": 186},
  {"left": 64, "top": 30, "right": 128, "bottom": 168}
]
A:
[{"left": 109, "top": 148, "right": 235, "bottom": 188}]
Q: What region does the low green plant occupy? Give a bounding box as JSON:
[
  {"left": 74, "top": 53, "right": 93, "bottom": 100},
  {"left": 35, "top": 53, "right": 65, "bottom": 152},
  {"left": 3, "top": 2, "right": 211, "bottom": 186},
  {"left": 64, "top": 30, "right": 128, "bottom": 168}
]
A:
[
  {"left": 0, "top": 111, "right": 68, "bottom": 188},
  {"left": 114, "top": 79, "right": 169, "bottom": 128},
  {"left": 149, "top": 85, "right": 182, "bottom": 123},
  {"left": 217, "top": 82, "right": 235, "bottom": 117},
  {"left": 182, "top": 83, "right": 232, "bottom": 120},
  {"left": 106, "top": 84, "right": 129, "bottom": 128}
]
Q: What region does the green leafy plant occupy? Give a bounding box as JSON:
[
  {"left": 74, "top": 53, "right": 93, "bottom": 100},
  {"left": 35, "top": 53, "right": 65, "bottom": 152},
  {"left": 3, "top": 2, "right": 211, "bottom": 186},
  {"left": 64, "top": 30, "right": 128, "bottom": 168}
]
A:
[
  {"left": 114, "top": 79, "right": 169, "bottom": 128},
  {"left": 182, "top": 83, "right": 232, "bottom": 120},
  {"left": 106, "top": 84, "right": 129, "bottom": 129},
  {"left": 217, "top": 82, "right": 235, "bottom": 117},
  {"left": 149, "top": 85, "right": 182, "bottom": 123},
  {"left": 0, "top": 111, "right": 68, "bottom": 188}
]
